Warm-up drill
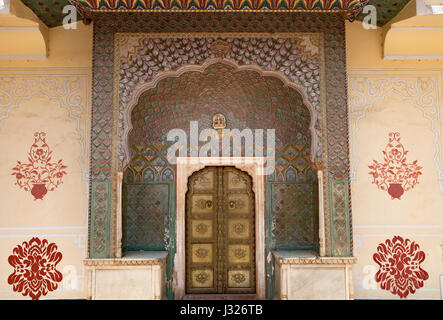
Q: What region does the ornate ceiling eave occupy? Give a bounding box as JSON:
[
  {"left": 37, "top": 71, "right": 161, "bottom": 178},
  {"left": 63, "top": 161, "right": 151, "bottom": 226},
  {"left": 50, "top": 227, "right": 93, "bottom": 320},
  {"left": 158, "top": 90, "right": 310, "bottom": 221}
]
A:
[{"left": 72, "top": 0, "right": 370, "bottom": 21}]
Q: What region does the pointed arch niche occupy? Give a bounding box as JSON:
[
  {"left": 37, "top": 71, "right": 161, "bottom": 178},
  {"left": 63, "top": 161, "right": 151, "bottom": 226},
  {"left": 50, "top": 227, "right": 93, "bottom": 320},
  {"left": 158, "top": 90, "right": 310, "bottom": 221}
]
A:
[
  {"left": 86, "top": 23, "right": 355, "bottom": 301},
  {"left": 115, "top": 58, "right": 334, "bottom": 298}
]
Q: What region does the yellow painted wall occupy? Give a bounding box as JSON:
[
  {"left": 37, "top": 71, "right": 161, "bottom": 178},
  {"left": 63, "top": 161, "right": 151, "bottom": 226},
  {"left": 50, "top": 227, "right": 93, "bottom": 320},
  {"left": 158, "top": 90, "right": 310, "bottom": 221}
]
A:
[
  {"left": 0, "top": 13, "right": 442, "bottom": 300},
  {"left": 0, "top": 22, "right": 92, "bottom": 300},
  {"left": 347, "top": 20, "right": 443, "bottom": 300}
]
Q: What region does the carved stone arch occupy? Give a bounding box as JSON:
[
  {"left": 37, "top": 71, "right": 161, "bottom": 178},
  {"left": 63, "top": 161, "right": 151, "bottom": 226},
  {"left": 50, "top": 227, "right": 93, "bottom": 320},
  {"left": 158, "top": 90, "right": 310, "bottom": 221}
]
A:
[
  {"left": 119, "top": 55, "right": 325, "bottom": 299},
  {"left": 121, "top": 58, "right": 318, "bottom": 171},
  {"left": 87, "top": 18, "right": 354, "bottom": 300}
]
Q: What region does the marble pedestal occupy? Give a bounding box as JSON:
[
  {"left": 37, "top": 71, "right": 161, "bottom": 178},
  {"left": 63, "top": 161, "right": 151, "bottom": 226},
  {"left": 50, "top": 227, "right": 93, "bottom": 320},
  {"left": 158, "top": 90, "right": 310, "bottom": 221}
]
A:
[
  {"left": 84, "top": 251, "right": 168, "bottom": 300},
  {"left": 273, "top": 250, "right": 357, "bottom": 300}
]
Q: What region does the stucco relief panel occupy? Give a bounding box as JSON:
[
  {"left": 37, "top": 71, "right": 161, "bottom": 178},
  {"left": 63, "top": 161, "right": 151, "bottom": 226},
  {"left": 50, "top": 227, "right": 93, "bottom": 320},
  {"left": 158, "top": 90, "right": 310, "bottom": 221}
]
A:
[
  {"left": 0, "top": 75, "right": 90, "bottom": 188},
  {"left": 348, "top": 71, "right": 443, "bottom": 300},
  {"left": 0, "top": 73, "right": 90, "bottom": 299},
  {"left": 348, "top": 74, "right": 442, "bottom": 194}
]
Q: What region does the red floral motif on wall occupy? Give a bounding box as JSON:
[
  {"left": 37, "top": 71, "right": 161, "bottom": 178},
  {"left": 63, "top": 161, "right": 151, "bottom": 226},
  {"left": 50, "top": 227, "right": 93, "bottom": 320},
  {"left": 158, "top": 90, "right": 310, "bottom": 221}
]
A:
[
  {"left": 8, "top": 237, "right": 63, "bottom": 300},
  {"left": 11, "top": 132, "right": 67, "bottom": 200},
  {"left": 368, "top": 132, "right": 422, "bottom": 199},
  {"left": 373, "top": 236, "right": 428, "bottom": 299}
]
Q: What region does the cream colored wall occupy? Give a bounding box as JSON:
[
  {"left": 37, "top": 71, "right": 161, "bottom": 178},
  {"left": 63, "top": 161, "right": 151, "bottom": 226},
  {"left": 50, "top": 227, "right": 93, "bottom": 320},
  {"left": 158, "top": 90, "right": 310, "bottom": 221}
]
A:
[
  {"left": 0, "top": 23, "right": 92, "bottom": 299},
  {"left": 0, "top": 0, "right": 49, "bottom": 58},
  {"left": 347, "top": 20, "right": 443, "bottom": 300}
]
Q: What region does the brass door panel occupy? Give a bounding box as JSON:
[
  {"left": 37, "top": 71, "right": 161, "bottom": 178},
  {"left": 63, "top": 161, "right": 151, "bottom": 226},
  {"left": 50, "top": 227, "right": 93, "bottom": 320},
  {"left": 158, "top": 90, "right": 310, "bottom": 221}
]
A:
[
  {"left": 227, "top": 219, "right": 250, "bottom": 239},
  {"left": 191, "top": 220, "right": 214, "bottom": 239},
  {"left": 186, "top": 166, "right": 255, "bottom": 294},
  {"left": 191, "top": 269, "right": 214, "bottom": 288},
  {"left": 227, "top": 193, "right": 250, "bottom": 214},
  {"left": 228, "top": 270, "right": 251, "bottom": 288},
  {"left": 191, "top": 194, "right": 214, "bottom": 214},
  {"left": 191, "top": 244, "right": 213, "bottom": 263}
]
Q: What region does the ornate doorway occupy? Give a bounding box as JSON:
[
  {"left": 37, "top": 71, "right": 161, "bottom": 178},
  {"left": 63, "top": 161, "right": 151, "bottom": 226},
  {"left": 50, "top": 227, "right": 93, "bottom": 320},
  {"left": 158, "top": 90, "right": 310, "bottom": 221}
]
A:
[{"left": 186, "top": 166, "right": 256, "bottom": 295}]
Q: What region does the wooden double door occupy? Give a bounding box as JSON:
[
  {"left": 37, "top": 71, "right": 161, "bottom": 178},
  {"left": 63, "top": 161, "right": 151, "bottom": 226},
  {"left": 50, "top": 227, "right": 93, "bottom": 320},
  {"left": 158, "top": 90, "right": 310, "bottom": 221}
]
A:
[{"left": 186, "top": 166, "right": 256, "bottom": 294}]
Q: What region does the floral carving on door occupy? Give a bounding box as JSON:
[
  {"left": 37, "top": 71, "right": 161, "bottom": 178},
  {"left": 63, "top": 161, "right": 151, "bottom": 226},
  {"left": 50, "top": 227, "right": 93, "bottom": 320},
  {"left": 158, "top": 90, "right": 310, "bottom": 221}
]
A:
[
  {"left": 8, "top": 237, "right": 63, "bottom": 300},
  {"left": 368, "top": 132, "right": 422, "bottom": 199},
  {"left": 373, "top": 236, "right": 428, "bottom": 299},
  {"left": 11, "top": 132, "right": 67, "bottom": 200}
]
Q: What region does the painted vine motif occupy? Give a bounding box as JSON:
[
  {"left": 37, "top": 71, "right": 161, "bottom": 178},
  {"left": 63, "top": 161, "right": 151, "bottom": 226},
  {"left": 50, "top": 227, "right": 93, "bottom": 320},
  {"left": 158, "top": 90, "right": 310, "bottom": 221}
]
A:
[
  {"left": 8, "top": 237, "right": 63, "bottom": 300},
  {"left": 373, "top": 236, "right": 428, "bottom": 299},
  {"left": 368, "top": 132, "right": 422, "bottom": 199},
  {"left": 11, "top": 132, "right": 67, "bottom": 200}
]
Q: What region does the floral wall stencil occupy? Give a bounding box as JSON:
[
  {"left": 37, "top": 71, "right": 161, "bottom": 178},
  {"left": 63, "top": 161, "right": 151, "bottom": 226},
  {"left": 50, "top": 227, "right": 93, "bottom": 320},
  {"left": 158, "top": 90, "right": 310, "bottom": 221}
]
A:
[
  {"left": 373, "top": 236, "right": 428, "bottom": 299},
  {"left": 11, "top": 132, "right": 67, "bottom": 200},
  {"left": 368, "top": 132, "right": 422, "bottom": 199},
  {"left": 8, "top": 237, "right": 63, "bottom": 300}
]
